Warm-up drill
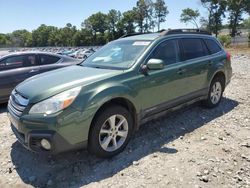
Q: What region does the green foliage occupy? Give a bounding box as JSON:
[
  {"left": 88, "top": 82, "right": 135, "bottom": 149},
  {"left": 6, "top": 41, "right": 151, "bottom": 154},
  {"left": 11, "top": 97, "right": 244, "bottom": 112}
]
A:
[
  {"left": 120, "top": 10, "right": 137, "bottom": 34},
  {"left": 227, "top": 0, "right": 250, "bottom": 37},
  {"left": 242, "top": 18, "right": 250, "bottom": 29},
  {"left": 133, "top": 0, "right": 155, "bottom": 33},
  {"left": 218, "top": 35, "right": 232, "bottom": 47},
  {"left": 180, "top": 8, "right": 200, "bottom": 28},
  {"left": 0, "top": 0, "right": 169, "bottom": 47},
  {"left": 154, "top": 0, "right": 169, "bottom": 31},
  {"left": 83, "top": 12, "right": 109, "bottom": 35},
  {"left": 201, "top": 0, "right": 227, "bottom": 37}
]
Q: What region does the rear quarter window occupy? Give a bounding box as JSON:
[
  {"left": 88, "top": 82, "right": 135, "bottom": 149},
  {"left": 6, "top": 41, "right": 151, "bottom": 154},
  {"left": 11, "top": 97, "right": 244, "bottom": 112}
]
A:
[
  {"left": 204, "top": 39, "right": 222, "bottom": 54},
  {"left": 39, "top": 55, "right": 60, "bottom": 65}
]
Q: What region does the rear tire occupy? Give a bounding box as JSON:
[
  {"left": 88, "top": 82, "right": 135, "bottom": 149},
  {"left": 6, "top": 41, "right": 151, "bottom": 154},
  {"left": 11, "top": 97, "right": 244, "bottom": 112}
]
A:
[
  {"left": 88, "top": 105, "right": 133, "bottom": 158},
  {"left": 203, "top": 77, "right": 224, "bottom": 108}
]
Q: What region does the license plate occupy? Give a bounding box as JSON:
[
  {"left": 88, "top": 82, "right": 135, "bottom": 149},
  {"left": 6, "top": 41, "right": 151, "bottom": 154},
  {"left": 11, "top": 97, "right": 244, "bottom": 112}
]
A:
[{"left": 8, "top": 113, "right": 19, "bottom": 130}]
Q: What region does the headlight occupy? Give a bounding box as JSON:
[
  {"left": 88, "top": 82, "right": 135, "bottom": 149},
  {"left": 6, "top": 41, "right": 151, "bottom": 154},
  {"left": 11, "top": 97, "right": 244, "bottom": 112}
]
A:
[{"left": 29, "top": 87, "right": 81, "bottom": 115}]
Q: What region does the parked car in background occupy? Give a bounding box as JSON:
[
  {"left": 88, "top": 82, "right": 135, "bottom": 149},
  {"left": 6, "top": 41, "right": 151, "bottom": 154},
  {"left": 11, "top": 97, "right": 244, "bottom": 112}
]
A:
[
  {"left": 0, "top": 52, "right": 81, "bottom": 103},
  {"left": 76, "top": 49, "right": 93, "bottom": 59},
  {"left": 7, "top": 29, "right": 232, "bottom": 158}
]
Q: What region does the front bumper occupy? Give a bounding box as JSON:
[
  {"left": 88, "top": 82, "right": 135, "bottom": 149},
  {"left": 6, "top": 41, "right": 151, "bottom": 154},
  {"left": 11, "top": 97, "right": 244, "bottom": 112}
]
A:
[{"left": 8, "top": 109, "right": 89, "bottom": 154}]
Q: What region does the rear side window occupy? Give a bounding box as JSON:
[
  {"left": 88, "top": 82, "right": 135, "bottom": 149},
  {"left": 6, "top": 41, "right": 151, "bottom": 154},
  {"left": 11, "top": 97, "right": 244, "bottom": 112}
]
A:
[
  {"left": 181, "top": 38, "right": 207, "bottom": 60},
  {"left": 204, "top": 39, "right": 222, "bottom": 54},
  {"left": 39, "top": 55, "right": 60, "bottom": 65},
  {"left": 150, "top": 40, "right": 180, "bottom": 66},
  {"left": 0, "top": 55, "right": 37, "bottom": 70}
]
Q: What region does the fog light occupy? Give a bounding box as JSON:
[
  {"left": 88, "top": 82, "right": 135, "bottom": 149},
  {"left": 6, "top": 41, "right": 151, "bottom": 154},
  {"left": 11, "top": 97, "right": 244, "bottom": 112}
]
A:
[{"left": 41, "top": 139, "right": 51, "bottom": 150}]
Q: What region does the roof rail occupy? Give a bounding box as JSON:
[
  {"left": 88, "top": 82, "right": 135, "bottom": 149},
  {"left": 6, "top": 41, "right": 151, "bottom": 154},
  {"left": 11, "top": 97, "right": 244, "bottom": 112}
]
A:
[
  {"left": 120, "top": 32, "right": 153, "bottom": 38},
  {"left": 120, "top": 29, "right": 211, "bottom": 39},
  {"left": 161, "top": 29, "right": 211, "bottom": 36}
]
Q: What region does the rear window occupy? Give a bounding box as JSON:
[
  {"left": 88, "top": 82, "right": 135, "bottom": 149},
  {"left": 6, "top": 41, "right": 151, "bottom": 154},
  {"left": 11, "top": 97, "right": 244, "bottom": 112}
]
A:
[
  {"left": 181, "top": 38, "right": 207, "bottom": 60},
  {"left": 39, "top": 55, "right": 60, "bottom": 65},
  {"left": 204, "top": 39, "right": 222, "bottom": 54}
]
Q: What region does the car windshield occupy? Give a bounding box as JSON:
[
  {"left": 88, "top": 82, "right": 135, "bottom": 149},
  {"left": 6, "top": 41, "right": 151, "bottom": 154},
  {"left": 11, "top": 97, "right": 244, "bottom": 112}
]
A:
[{"left": 81, "top": 40, "right": 151, "bottom": 69}]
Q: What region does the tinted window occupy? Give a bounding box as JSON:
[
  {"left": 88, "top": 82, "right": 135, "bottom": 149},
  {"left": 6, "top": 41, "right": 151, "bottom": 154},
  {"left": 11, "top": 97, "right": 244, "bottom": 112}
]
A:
[
  {"left": 204, "top": 39, "right": 221, "bottom": 54},
  {"left": 150, "top": 40, "right": 180, "bottom": 65},
  {"left": 0, "top": 55, "right": 37, "bottom": 71},
  {"left": 181, "top": 38, "right": 207, "bottom": 60},
  {"left": 40, "top": 55, "right": 60, "bottom": 65}
]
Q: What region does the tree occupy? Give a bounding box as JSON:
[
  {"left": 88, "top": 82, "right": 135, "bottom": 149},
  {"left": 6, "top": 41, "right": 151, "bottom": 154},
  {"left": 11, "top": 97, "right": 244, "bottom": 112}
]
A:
[
  {"left": 242, "top": 17, "right": 250, "bottom": 29},
  {"left": 154, "top": 0, "right": 169, "bottom": 31},
  {"left": 180, "top": 8, "right": 200, "bottom": 28},
  {"left": 107, "top": 9, "right": 122, "bottom": 40},
  {"left": 201, "top": 0, "right": 227, "bottom": 37},
  {"left": 119, "top": 10, "right": 137, "bottom": 34},
  {"left": 0, "top": 34, "right": 7, "bottom": 46},
  {"left": 227, "top": 0, "right": 250, "bottom": 37},
  {"left": 134, "top": 0, "right": 154, "bottom": 33},
  {"left": 32, "top": 24, "right": 57, "bottom": 46},
  {"left": 82, "top": 12, "right": 108, "bottom": 35},
  {"left": 10, "top": 30, "right": 32, "bottom": 47},
  {"left": 72, "top": 29, "right": 93, "bottom": 46}
]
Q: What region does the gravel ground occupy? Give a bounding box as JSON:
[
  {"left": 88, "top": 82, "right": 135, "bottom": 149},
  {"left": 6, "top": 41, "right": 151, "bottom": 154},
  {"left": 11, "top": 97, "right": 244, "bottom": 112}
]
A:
[{"left": 0, "top": 54, "right": 249, "bottom": 188}]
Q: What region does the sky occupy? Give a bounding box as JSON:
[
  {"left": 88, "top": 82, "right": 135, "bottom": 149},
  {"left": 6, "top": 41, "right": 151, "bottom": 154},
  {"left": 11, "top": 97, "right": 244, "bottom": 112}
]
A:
[{"left": 0, "top": 0, "right": 238, "bottom": 33}]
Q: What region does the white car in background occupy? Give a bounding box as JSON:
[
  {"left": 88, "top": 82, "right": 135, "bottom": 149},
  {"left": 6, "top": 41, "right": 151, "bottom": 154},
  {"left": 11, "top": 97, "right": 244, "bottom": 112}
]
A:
[{"left": 76, "top": 49, "right": 93, "bottom": 59}]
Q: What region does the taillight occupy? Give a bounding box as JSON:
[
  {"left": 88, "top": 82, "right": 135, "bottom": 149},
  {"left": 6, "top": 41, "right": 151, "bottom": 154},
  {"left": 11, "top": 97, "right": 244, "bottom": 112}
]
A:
[{"left": 226, "top": 52, "right": 231, "bottom": 61}]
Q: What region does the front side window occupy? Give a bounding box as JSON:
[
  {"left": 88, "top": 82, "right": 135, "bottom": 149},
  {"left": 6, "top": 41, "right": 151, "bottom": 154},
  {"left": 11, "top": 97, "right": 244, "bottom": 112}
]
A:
[
  {"left": 0, "top": 55, "right": 37, "bottom": 70},
  {"left": 149, "top": 40, "right": 180, "bottom": 66},
  {"left": 181, "top": 38, "right": 207, "bottom": 60},
  {"left": 81, "top": 40, "right": 151, "bottom": 69},
  {"left": 40, "top": 55, "right": 60, "bottom": 65}
]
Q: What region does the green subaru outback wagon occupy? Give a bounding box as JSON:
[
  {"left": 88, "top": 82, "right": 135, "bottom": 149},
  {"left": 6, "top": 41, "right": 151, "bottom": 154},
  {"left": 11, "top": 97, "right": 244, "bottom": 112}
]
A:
[{"left": 8, "top": 29, "right": 232, "bottom": 157}]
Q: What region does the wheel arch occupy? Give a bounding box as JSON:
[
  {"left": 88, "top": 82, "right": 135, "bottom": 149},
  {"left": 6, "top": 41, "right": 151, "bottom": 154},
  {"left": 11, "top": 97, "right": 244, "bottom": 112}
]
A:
[
  {"left": 88, "top": 96, "right": 138, "bottom": 142},
  {"left": 209, "top": 71, "right": 226, "bottom": 91}
]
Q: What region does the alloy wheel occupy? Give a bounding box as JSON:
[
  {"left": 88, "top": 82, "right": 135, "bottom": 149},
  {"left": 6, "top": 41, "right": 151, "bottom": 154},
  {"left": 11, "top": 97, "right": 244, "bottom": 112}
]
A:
[
  {"left": 210, "top": 81, "right": 222, "bottom": 104},
  {"left": 99, "top": 114, "right": 129, "bottom": 152}
]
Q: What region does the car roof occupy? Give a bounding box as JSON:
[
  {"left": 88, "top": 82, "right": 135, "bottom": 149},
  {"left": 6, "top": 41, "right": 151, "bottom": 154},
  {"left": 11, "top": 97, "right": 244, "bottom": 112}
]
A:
[
  {"left": 0, "top": 51, "right": 77, "bottom": 61},
  {"left": 118, "top": 29, "right": 214, "bottom": 41}
]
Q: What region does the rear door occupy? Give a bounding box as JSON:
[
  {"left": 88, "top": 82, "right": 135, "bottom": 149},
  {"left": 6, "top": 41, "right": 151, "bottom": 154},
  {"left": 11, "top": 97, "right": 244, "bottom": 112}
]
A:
[
  {"left": 38, "top": 54, "right": 64, "bottom": 73},
  {"left": 178, "top": 37, "right": 210, "bottom": 95},
  {"left": 0, "top": 54, "right": 40, "bottom": 101}
]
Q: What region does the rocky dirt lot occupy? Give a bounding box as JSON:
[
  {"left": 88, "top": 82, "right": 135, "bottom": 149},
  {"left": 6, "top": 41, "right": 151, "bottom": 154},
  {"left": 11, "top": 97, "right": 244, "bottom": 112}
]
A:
[{"left": 0, "top": 53, "right": 249, "bottom": 188}]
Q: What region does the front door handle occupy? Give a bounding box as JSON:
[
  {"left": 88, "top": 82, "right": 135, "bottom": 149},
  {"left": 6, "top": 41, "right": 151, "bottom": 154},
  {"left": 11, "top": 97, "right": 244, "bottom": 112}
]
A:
[
  {"left": 29, "top": 69, "right": 39, "bottom": 73},
  {"left": 177, "top": 68, "right": 186, "bottom": 75}
]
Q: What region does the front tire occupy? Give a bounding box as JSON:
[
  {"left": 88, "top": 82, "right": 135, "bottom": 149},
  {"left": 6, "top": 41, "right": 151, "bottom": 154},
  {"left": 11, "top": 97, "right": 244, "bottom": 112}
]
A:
[
  {"left": 88, "top": 105, "right": 133, "bottom": 158},
  {"left": 203, "top": 77, "right": 224, "bottom": 108}
]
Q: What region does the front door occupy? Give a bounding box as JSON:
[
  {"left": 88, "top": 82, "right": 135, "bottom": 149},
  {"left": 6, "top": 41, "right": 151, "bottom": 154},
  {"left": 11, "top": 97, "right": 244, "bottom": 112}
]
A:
[
  {"left": 0, "top": 54, "right": 40, "bottom": 101},
  {"left": 136, "top": 39, "right": 189, "bottom": 114}
]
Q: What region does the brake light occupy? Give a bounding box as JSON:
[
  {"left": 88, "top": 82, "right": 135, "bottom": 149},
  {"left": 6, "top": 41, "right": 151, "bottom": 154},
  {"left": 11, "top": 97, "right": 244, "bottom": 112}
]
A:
[{"left": 226, "top": 52, "right": 231, "bottom": 61}]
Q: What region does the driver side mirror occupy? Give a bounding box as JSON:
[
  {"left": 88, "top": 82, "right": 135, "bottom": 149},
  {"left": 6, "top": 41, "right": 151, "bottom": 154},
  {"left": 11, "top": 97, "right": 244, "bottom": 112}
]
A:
[{"left": 146, "top": 59, "right": 164, "bottom": 70}]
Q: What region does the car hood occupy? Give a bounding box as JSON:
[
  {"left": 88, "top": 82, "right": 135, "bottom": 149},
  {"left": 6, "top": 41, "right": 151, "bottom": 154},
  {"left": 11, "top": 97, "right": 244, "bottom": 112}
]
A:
[{"left": 16, "top": 65, "right": 122, "bottom": 103}]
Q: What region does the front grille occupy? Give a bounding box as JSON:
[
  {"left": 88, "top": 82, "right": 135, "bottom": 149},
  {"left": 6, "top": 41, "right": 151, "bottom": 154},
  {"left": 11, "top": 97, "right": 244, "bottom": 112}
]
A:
[{"left": 8, "top": 91, "right": 29, "bottom": 118}]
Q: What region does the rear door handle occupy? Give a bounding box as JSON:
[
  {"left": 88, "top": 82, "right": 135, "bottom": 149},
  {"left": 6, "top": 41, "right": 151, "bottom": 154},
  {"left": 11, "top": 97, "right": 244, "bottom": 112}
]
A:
[
  {"left": 177, "top": 68, "right": 187, "bottom": 75},
  {"left": 208, "top": 61, "right": 213, "bottom": 66}
]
